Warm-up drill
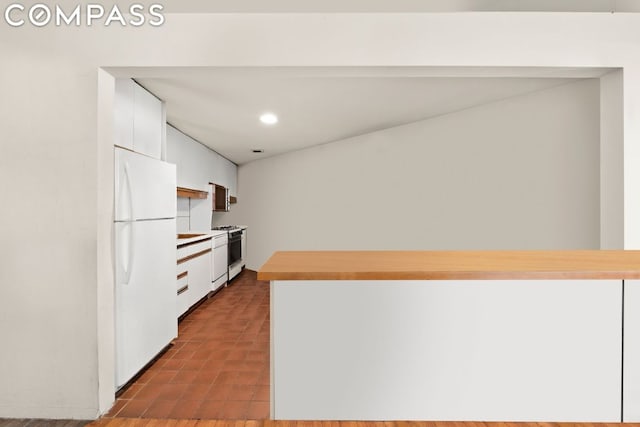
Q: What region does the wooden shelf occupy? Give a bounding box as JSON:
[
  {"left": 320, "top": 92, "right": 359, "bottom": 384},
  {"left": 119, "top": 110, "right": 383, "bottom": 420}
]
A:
[
  {"left": 230, "top": 196, "right": 238, "bottom": 204},
  {"left": 209, "top": 182, "right": 229, "bottom": 212},
  {"left": 177, "top": 187, "right": 208, "bottom": 199}
]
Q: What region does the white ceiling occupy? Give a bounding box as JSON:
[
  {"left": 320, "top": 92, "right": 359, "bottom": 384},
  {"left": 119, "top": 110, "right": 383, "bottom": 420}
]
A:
[
  {"left": 135, "top": 68, "right": 609, "bottom": 165},
  {"left": 156, "top": 0, "right": 640, "bottom": 13},
  {"left": 128, "top": 0, "right": 632, "bottom": 166}
]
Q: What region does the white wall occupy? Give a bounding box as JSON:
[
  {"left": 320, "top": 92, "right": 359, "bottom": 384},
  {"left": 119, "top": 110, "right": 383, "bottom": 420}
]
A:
[
  {"left": 600, "top": 70, "right": 624, "bottom": 249},
  {"left": 0, "top": 11, "right": 639, "bottom": 419},
  {"left": 623, "top": 66, "right": 640, "bottom": 250},
  {"left": 96, "top": 70, "right": 116, "bottom": 416},
  {"left": 0, "top": 45, "right": 100, "bottom": 419},
  {"left": 225, "top": 79, "right": 600, "bottom": 270}
]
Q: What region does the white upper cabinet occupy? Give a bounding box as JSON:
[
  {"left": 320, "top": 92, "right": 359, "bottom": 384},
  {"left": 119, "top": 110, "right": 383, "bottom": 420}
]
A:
[
  {"left": 222, "top": 157, "right": 237, "bottom": 196},
  {"left": 114, "top": 79, "right": 134, "bottom": 151},
  {"left": 166, "top": 124, "right": 238, "bottom": 197},
  {"left": 114, "top": 79, "right": 164, "bottom": 160},
  {"left": 133, "top": 83, "right": 163, "bottom": 159}
]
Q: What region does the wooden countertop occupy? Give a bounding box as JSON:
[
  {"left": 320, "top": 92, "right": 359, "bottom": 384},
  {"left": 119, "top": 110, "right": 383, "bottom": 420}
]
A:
[{"left": 257, "top": 250, "right": 640, "bottom": 281}]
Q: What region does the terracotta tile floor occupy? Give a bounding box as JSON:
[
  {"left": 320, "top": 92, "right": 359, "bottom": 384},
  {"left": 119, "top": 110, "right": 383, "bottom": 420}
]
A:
[{"left": 105, "top": 270, "right": 270, "bottom": 420}]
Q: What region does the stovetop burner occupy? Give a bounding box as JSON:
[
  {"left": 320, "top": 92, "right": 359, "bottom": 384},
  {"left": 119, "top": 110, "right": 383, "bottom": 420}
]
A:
[{"left": 212, "top": 225, "right": 239, "bottom": 231}]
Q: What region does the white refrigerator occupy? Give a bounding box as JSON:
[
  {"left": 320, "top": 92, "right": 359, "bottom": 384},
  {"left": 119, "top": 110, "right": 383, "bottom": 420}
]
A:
[{"left": 114, "top": 147, "right": 177, "bottom": 389}]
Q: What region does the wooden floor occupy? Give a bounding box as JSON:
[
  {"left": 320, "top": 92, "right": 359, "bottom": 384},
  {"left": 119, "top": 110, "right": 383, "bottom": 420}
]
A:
[
  {"left": 0, "top": 420, "right": 90, "bottom": 427},
  {"left": 107, "top": 270, "right": 269, "bottom": 419},
  {"left": 5, "top": 276, "right": 637, "bottom": 427},
  {"left": 87, "top": 420, "right": 639, "bottom": 427},
  {"left": 2, "top": 421, "right": 639, "bottom": 427}
]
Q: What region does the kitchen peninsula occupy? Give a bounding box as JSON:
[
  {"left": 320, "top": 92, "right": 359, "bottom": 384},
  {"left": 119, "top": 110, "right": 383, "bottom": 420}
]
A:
[{"left": 258, "top": 251, "right": 640, "bottom": 422}]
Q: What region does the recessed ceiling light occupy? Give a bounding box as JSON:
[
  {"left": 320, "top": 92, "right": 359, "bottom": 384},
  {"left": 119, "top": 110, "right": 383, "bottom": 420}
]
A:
[
  {"left": 259, "top": 113, "right": 278, "bottom": 125},
  {"left": 252, "top": 149, "right": 264, "bottom": 153}
]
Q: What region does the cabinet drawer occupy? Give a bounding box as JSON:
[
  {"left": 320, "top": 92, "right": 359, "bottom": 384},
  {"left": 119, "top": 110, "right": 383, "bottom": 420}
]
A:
[
  {"left": 177, "top": 271, "right": 188, "bottom": 293},
  {"left": 177, "top": 238, "right": 212, "bottom": 263},
  {"left": 177, "top": 264, "right": 188, "bottom": 276},
  {"left": 177, "top": 285, "right": 191, "bottom": 317}
]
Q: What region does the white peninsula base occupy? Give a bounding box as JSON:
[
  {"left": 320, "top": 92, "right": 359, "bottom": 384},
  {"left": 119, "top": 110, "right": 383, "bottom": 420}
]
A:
[{"left": 270, "top": 279, "right": 624, "bottom": 421}]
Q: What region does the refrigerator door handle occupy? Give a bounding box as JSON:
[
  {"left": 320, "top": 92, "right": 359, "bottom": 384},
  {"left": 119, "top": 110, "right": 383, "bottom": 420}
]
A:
[
  {"left": 123, "top": 162, "right": 135, "bottom": 285},
  {"left": 119, "top": 222, "right": 133, "bottom": 285},
  {"left": 124, "top": 162, "right": 135, "bottom": 221},
  {"left": 124, "top": 221, "right": 135, "bottom": 285}
]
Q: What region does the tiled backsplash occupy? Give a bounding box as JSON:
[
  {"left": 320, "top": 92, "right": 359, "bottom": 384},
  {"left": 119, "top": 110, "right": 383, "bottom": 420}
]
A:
[
  {"left": 176, "top": 197, "right": 190, "bottom": 233},
  {"left": 190, "top": 194, "right": 212, "bottom": 230},
  {"left": 176, "top": 193, "right": 212, "bottom": 233}
]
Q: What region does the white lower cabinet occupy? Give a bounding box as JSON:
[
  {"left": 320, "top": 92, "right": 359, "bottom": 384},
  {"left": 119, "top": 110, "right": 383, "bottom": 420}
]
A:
[
  {"left": 176, "top": 237, "right": 212, "bottom": 318},
  {"left": 212, "top": 233, "right": 228, "bottom": 291},
  {"left": 624, "top": 280, "right": 640, "bottom": 421},
  {"left": 176, "top": 270, "right": 190, "bottom": 317}
]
